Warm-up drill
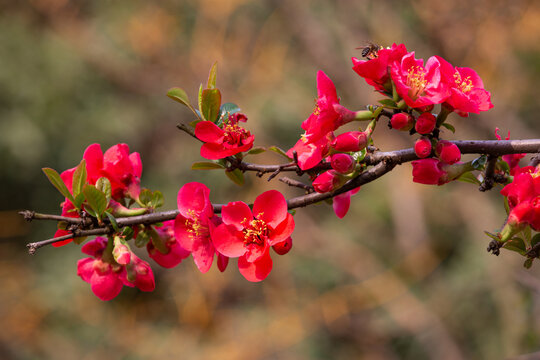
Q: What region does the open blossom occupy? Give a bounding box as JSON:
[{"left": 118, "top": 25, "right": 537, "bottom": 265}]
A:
[
  {"left": 212, "top": 190, "right": 295, "bottom": 282},
  {"left": 301, "top": 71, "right": 346, "bottom": 142},
  {"left": 173, "top": 182, "right": 226, "bottom": 273},
  {"left": 352, "top": 43, "right": 408, "bottom": 92},
  {"left": 195, "top": 113, "right": 254, "bottom": 159},
  {"left": 286, "top": 132, "right": 333, "bottom": 171},
  {"left": 391, "top": 52, "right": 450, "bottom": 109},
  {"left": 147, "top": 220, "right": 190, "bottom": 269},
  {"left": 500, "top": 166, "right": 540, "bottom": 233},
  {"left": 437, "top": 56, "right": 493, "bottom": 115}
]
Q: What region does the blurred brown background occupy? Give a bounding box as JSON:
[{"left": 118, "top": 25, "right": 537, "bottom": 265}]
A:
[{"left": 1, "top": 0, "right": 540, "bottom": 359}]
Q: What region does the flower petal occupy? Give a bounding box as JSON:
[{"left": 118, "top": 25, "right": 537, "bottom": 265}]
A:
[
  {"left": 195, "top": 121, "right": 224, "bottom": 143},
  {"left": 222, "top": 201, "right": 252, "bottom": 230},
  {"left": 177, "top": 182, "right": 213, "bottom": 219},
  {"left": 253, "top": 190, "right": 288, "bottom": 228},
  {"left": 238, "top": 251, "right": 273, "bottom": 282},
  {"left": 211, "top": 223, "right": 246, "bottom": 258}
]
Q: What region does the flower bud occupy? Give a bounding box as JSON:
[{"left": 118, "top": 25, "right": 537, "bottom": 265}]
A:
[
  {"left": 436, "top": 140, "right": 461, "bottom": 164},
  {"left": 331, "top": 131, "right": 368, "bottom": 152},
  {"left": 330, "top": 154, "right": 356, "bottom": 174},
  {"left": 412, "top": 159, "right": 447, "bottom": 185},
  {"left": 272, "top": 237, "right": 293, "bottom": 255},
  {"left": 112, "top": 236, "right": 131, "bottom": 265},
  {"left": 130, "top": 256, "right": 155, "bottom": 292},
  {"left": 415, "top": 112, "right": 436, "bottom": 134},
  {"left": 414, "top": 137, "right": 432, "bottom": 158},
  {"left": 313, "top": 170, "right": 340, "bottom": 193},
  {"left": 390, "top": 113, "right": 414, "bottom": 131}
]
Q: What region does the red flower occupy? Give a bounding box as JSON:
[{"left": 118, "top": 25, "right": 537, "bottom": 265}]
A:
[
  {"left": 195, "top": 113, "right": 254, "bottom": 160},
  {"left": 437, "top": 56, "right": 494, "bottom": 115},
  {"left": 436, "top": 140, "right": 461, "bottom": 165},
  {"left": 173, "top": 182, "right": 225, "bottom": 273},
  {"left": 212, "top": 190, "right": 295, "bottom": 282},
  {"left": 352, "top": 43, "right": 408, "bottom": 92},
  {"left": 312, "top": 170, "right": 341, "bottom": 193},
  {"left": 147, "top": 220, "right": 190, "bottom": 269},
  {"left": 331, "top": 131, "right": 368, "bottom": 152},
  {"left": 301, "top": 71, "right": 346, "bottom": 142},
  {"left": 84, "top": 143, "right": 142, "bottom": 200},
  {"left": 333, "top": 187, "right": 360, "bottom": 219},
  {"left": 77, "top": 237, "right": 126, "bottom": 301},
  {"left": 412, "top": 159, "right": 448, "bottom": 185},
  {"left": 415, "top": 112, "right": 436, "bottom": 135},
  {"left": 330, "top": 154, "right": 355, "bottom": 174},
  {"left": 390, "top": 113, "right": 414, "bottom": 131},
  {"left": 391, "top": 53, "right": 450, "bottom": 109},
  {"left": 286, "top": 133, "right": 332, "bottom": 171},
  {"left": 414, "top": 137, "right": 432, "bottom": 158}
]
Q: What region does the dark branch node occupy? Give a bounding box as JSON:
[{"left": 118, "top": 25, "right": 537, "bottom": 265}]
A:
[{"left": 487, "top": 240, "right": 502, "bottom": 256}]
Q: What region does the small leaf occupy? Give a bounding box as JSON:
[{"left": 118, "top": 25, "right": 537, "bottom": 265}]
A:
[
  {"left": 524, "top": 258, "right": 534, "bottom": 269},
  {"left": 503, "top": 237, "right": 526, "bottom": 255},
  {"left": 247, "top": 147, "right": 266, "bottom": 155},
  {"left": 135, "top": 230, "right": 151, "bottom": 248},
  {"left": 192, "top": 161, "right": 226, "bottom": 170},
  {"left": 472, "top": 155, "right": 488, "bottom": 170},
  {"left": 167, "top": 87, "right": 191, "bottom": 107},
  {"left": 220, "top": 102, "right": 241, "bottom": 117},
  {"left": 122, "top": 226, "right": 135, "bottom": 240},
  {"left": 225, "top": 168, "right": 245, "bottom": 186},
  {"left": 83, "top": 184, "right": 108, "bottom": 220},
  {"left": 457, "top": 172, "right": 481, "bottom": 185},
  {"left": 198, "top": 84, "right": 203, "bottom": 117},
  {"left": 498, "top": 159, "right": 510, "bottom": 174},
  {"left": 207, "top": 61, "right": 218, "bottom": 89},
  {"left": 139, "top": 189, "right": 152, "bottom": 206},
  {"left": 96, "top": 177, "right": 112, "bottom": 204},
  {"left": 441, "top": 122, "right": 456, "bottom": 133},
  {"left": 151, "top": 191, "right": 164, "bottom": 208},
  {"left": 268, "top": 146, "right": 292, "bottom": 160},
  {"left": 73, "top": 236, "right": 87, "bottom": 245},
  {"left": 201, "top": 88, "right": 222, "bottom": 123},
  {"left": 73, "top": 192, "right": 86, "bottom": 209},
  {"left": 42, "top": 168, "right": 74, "bottom": 203},
  {"left": 531, "top": 233, "right": 540, "bottom": 248},
  {"left": 104, "top": 211, "right": 120, "bottom": 233},
  {"left": 378, "top": 98, "right": 398, "bottom": 108},
  {"left": 72, "top": 159, "right": 87, "bottom": 198}
]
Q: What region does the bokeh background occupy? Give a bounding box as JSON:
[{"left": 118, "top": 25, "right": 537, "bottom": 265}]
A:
[{"left": 1, "top": 0, "right": 540, "bottom": 359}]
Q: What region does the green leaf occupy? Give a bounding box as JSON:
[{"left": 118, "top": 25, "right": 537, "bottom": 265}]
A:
[
  {"left": 73, "top": 236, "right": 87, "bottom": 245},
  {"left": 167, "top": 87, "right": 191, "bottom": 108},
  {"left": 73, "top": 192, "right": 86, "bottom": 209},
  {"left": 457, "top": 172, "right": 481, "bottom": 185},
  {"left": 207, "top": 61, "right": 218, "bottom": 89},
  {"left": 42, "top": 168, "right": 74, "bottom": 203},
  {"left": 201, "top": 88, "right": 222, "bottom": 123},
  {"left": 503, "top": 237, "right": 526, "bottom": 255},
  {"left": 198, "top": 84, "right": 203, "bottom": 117},
  {"left": 441, "top": 122, "right": 456, "bottom": 133},
  {"left": 220, "top": 102, "right": 241, "bottom": 117},
  {"left": 378, "top": 98, "right": 398, "bottom": 108},
  {"left": 531, "top": 233, "right": 540, "bottom": 248},
  {"left": 472, "top": 155, "right": 488, "bottom": 170},
  {"left": 139, "top": 188, "right": 152, "bottom": 206},
  {"left": 121, "top": 226, "right": 135, "bottom": 240},
  {"left": 95, "top": 177, "right": 112, "bottom": 204},
  {"left": 104, "top": 211, "right": 120, "bottom": 233},
  {"left": 524, "top": 258, "right": 534, "bottom": 269},
  {"left": 268, "top": 146, "right": 292, "bottom": 160},
  {"left": 151, "top": 191, "right": 164, "bottom": 208},
  {"left": 247, "top": 147, "right": 266, "bottom": 155},
  {"left": 72, "top": 159, "right": 87, "bottom": 198},
  {"left": 225, "top": 168, "right": 245, "bottom": 186},
  {"left": 192, "top": 161, "right": 226, "bottom": 170},
  {"left": 498, "top": 159, "right": 510, "bottom": 174},
  {"left": 83, "top": 184, "right": 108, "bottom": 221},
  {"left": 135, "top": 230, "right": 151, "bottom": 248}
]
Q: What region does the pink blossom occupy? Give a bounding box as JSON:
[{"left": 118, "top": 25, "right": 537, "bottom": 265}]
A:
[
  {"left": 173, "top": 182, "right": 224, "bottom": 273},
  {"left": 412, "top": 159, "right": 448, "bottom": 185},
  {"left": 147, "top": 220, "right": 190, "bottom": 269},
  {"left": 212, "top": 190, "right": 295, "bottom": 282},
  {"left": 436, "top": 140, "right": 461, "bottom": 165},
  {"left": 330, "top": 154, "right": 356, "bottom": 174},
  {"left": 390, "top": 113, "right": 414, "bottom": 131},
  {"left": 195, "top": 113, "right": 254, "bottom": 160},
  {"left": 414, "top": 137, "right": 432, "bottom": 158},
  {"left": 286, "top": 133, "right": 332, "bottom": 171},
  {"left": 331, "top": 131, "right": 368, "bottom": 152},
  {"left": 333, "top": 187, "right": 360, "bottom": 219},
  {"left": 312, "top": 170, "right": 341, "bottom": 193},
  {"left": 415, "top": 112, "right": 436, "bottom": 134}
]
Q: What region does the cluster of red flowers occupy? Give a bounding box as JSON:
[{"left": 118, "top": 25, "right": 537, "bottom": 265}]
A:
[{"left": 174, "top": 182, "right": 294, "bottom": 282}]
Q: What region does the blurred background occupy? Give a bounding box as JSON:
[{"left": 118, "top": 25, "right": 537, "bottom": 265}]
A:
[{"left": 1, "top": 0, "right": 540, "bottom": 359}]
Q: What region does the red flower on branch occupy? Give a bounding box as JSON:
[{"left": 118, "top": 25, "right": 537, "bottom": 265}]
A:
[
  {"left": 286, "top": 133, "right": 332, "bottom": 170},
  {"left": 195, "top": 113, "right": 254, "bottom": 159},
  {"left": 147, "top": 220, "right": 190, "bottom": 269},
  {"left": 173, "top": 182, "right": 225, "bottom": 273},
  {"left": 212, "top": 190, "right": 295, "bottom": 282}
]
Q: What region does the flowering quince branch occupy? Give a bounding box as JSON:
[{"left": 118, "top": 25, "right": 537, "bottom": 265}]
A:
[{"left": 20, "top": 45, "right": 540, "bottom": 300}]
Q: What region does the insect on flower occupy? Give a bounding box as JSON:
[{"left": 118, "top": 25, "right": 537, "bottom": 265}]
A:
[{"left": 357, "top": 42, "right": 381, "bottom": 60}]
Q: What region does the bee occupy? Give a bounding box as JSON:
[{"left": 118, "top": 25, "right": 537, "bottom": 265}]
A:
[{"left": 357, "top": 42, "right": 381, "bottom": 60}]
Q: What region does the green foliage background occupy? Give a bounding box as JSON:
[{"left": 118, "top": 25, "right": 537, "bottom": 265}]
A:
[{"left": 1, "top": 1, "right": 540, "bottom": 359}]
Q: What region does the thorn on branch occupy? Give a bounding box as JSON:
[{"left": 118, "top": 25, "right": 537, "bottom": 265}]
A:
[{"left": 279, "top": 177, "right": 314, "bottom": 193}]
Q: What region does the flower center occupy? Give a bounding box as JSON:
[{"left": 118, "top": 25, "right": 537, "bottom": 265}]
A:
[
  {"left": 223, "top": 122, "right": 250, "bottom": 145},
  {"left": 241, "top": 216, "right": 268, "bottom": 247},
  {"left": 454, "top": 72, "right": 474, "bottom": 93},
  {"left": 406, "top": 66, "right": 427, "bottom": 99},
  {"left": 185, "top": 209, "right": 207, "bottom": 238}
]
